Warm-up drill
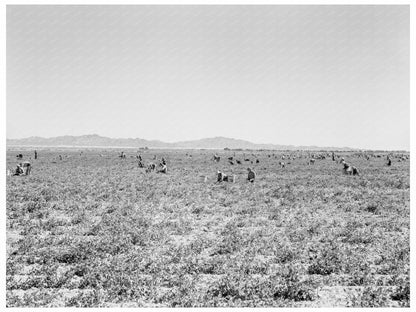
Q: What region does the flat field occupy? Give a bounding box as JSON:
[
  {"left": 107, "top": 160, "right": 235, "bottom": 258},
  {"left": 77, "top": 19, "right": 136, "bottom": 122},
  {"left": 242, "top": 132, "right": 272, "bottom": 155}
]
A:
[{"left": 6, "top": 148, "right": 410, "bottom": 307}]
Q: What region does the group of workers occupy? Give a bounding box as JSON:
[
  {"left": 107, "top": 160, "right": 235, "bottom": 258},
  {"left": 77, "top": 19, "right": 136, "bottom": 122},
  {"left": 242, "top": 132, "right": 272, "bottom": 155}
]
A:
[
  {"left": 142, "top": 156, "right": 167, "bottom": 174},
  {"left": 11, "top": 162, "right": 31, "bottom": 176},
  {"left": 10, "top": 149, "right": 381, "bottom": 183},
  {"left": 340, "top": 158, "right": 359, "bottom": 176},
  {"left": 9, "top": 151, "right": 37, "bottom": 176},
  {"left": 217, "top": 167, "right": 256, "bottom": 183}
]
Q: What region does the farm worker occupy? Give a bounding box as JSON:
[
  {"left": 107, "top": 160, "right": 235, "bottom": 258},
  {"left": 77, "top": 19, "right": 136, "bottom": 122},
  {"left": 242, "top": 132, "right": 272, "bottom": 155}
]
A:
[
  {"left": 342, "top": 162, "right": 350, "bottom": 172},
  {"left": 247, "top": 168, "right": 256, "bottom": 183},
  {"left": 158, "top": 163, "right": 167, "bottom": 174},
  {"left": 344, "top": 164, "right": 359, "bottom": 176},
  {"left": 13, "top": 164, "right": 24, "bottom": 176},
  {"left": 352, "top": 166, "right": 359, "bottom": 176},
  {"left": 217, "top": 170, "right": 229, "bottom": 182},
  {"left": 344, "top": 165, "right": 353, "bottom": 175},
  {"left": 22, "top": 161, "right": 31, "bottom": 175},
  {"left": 146, "top": 163, "right": 156, "bottom": 173},
  {"left": 34, "top": 150, "right": 38, "bottom": 160}
]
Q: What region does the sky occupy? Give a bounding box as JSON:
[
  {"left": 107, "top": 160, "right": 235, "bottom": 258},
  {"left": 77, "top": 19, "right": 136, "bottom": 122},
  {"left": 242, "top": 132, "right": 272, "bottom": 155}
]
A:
[{"left": 6, "top": 5, "right": 410, "bottom": 150}]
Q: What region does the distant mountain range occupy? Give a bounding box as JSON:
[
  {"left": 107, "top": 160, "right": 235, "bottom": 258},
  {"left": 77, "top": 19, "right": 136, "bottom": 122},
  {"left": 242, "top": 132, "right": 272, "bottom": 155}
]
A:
[{"left": 6, "top": 134, "right": 355, "bottom": 151}]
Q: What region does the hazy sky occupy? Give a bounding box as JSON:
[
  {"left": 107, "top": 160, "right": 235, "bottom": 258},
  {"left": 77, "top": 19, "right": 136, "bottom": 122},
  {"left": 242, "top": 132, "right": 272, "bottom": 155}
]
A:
[{"left": 7, "top": 5, "right": 409, "bottom": 150}]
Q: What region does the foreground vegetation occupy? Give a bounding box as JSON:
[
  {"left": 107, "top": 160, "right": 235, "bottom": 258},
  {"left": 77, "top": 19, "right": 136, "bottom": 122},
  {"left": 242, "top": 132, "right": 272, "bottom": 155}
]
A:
[{"left": 6, "top": 148, "right": 410, "bottom": 307}]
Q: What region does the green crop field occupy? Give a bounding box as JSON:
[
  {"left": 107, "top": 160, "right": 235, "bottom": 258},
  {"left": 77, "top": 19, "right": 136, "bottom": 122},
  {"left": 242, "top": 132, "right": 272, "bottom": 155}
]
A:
[{"left": 6, "top": 148, "right": 410, "bottom": 307}]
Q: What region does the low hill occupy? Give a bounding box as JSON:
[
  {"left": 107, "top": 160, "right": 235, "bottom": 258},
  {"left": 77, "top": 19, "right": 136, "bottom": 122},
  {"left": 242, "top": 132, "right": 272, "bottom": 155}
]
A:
[{"left": 7, "top": 134, "right": 354, "bottom": 151}]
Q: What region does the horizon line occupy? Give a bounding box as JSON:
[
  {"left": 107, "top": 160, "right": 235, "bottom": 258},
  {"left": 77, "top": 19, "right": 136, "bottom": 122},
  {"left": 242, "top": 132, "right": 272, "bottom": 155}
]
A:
[{"left": 5, "top": 144, "right": 409, "bottom": 152}]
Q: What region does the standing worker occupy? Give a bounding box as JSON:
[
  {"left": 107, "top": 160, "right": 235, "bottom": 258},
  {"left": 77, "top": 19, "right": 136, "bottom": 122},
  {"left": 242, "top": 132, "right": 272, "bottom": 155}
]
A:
[
  {"left": 387, "top": 155, "right": 392, "bottom": 166},
  {"left": 34, "top": 150, "right": 38, "bottom": 160}
]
